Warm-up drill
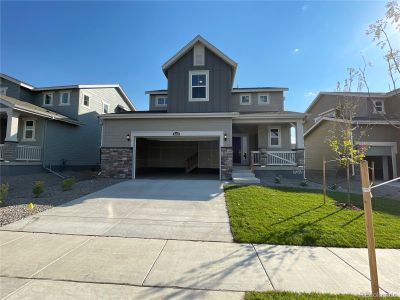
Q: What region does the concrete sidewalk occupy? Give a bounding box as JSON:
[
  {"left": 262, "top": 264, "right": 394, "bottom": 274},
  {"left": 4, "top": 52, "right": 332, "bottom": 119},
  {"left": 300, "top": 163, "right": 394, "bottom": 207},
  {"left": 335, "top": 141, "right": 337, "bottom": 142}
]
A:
[{"left": 1, "top": 231, "right": 399, "bottom": 299}]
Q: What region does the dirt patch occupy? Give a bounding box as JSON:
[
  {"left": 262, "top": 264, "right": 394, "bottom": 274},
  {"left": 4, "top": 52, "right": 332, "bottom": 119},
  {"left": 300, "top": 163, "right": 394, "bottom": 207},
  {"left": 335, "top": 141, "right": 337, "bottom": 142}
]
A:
[{"left": 0, "top": 171, "right": 125, "bottom": 226}]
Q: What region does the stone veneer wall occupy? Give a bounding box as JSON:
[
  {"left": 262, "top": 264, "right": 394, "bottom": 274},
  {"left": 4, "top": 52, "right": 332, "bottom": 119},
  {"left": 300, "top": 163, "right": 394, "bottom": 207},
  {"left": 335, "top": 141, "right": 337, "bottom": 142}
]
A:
[
  {"left": 221, "top": 147, "right": 233, "bottom": 180},
  {"left": 101, "top": 147, "right": 132, "bottom": 179},
  {"left": 3, "top": 142, "right": 18, "bottom": 161}
]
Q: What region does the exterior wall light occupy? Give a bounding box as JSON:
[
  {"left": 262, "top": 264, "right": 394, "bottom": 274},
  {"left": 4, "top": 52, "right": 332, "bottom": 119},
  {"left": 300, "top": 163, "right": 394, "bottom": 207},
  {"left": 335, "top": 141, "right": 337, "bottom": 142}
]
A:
[
  {"left": 224, "top": 133, "right": 227, "bottom": 141},
  {"left": 126, "top": 133, "right": 131, "bottom": 142}
]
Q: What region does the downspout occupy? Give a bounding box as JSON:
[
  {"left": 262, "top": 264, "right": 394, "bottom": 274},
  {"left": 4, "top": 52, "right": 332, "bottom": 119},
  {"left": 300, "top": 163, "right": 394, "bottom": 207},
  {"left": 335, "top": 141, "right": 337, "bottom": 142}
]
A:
[{"left": 42, "top": 118, "right": 48, "bottom": 168}]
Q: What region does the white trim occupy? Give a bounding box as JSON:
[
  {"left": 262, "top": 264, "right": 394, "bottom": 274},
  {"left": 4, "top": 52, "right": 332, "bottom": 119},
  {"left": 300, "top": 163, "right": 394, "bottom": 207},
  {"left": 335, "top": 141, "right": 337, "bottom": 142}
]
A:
[
  {"left": 102, "top": 102, "right": 110, "bottom": 114},
  {"left": 258, "top": 94, "right": 270, "bottom": 105},
  {"left": 22, "top": 119, "right": 36, "bottom": 141},
  {"left": 232, "top": 88, "right": 288, "bottom": 93},
  {"left": 155, "top": 95, "right": 168, "bottom": 107},
  {"left": 101, "top": 112, "right": 237, "bottom": 119},
  {"left": 268, "top": 126, "right": 281, "bottom": 148},
  {"left": 43, "top": 92, "right": 53, "bottom": 106},
  {"left": 240, "top": 94, "right": 251, "bottom": 105},
  {"left": 82, "top": 94, "right": 90, "bottom": 108},
  {"left": 145, "top": 90, "right": 168, "bottom": 95},
  {"left": 189, "top": 70, "right": 209, "bottom": 102},
  {"left": 372, "top": 99, "right": 385, "bottom": 114},
  {"left": 59, "top": 91, "right": 70, "bottom": 106}
]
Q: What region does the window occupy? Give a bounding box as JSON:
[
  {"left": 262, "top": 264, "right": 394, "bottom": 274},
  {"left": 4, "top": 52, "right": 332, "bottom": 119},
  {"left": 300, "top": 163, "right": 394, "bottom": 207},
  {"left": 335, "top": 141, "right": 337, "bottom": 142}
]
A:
[
  {"left": 155, "top": 96, "right": 168, "bottom": 107},
  {"left": 240, "top": 94, "right": 251, "bottom": 105},
  {"left": 43, "top": 93, "right": 53, "bottom": 106},
  {"left": 258, "top": 94, "right": 270, "bottom": 105},
  {"left": 23, "top": 119, "right": 36, "bottom": 141},
  {"left": 269, "top": 127, "right": 281, "bottom": 147},
  {"left": 0, "top": 87, "right": 8, "bottom": 95},
  {"left": 189, "top": 70, "right": 209, "bottom": 101},
  {"left": 59, "top": 91, "right": 70, "bottom": 105},
  {"left": 83, "top": 95, "right": 90, "bottom": 107},
  {"left": 373, "top": 100, "right": 385, "bottom": 113},
  {"left": 193, "top": 44, "right": 205, "bottom": 66},
  {"left": 103, "top": 102, "right": 110, "bottom": 114}
]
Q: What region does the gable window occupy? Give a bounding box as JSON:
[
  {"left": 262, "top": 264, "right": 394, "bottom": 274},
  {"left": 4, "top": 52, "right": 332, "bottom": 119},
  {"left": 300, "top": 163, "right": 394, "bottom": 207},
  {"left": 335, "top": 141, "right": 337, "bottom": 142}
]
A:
[
  {"left": 83, "top": 95, "right": 90, "bottom": 107},
  {"left": 0, "top": 87, "right": 8, "bottom": 95},
  {"left": 193, "top": 44, "right": 205, "bottom": 66},
  {"left": 373, "top": 100, "right": 385, "bottom": 113},
  {"left": 258, "top": 94, "right": 270, "bottom": 105},
  {"left": 240, "top": 94, "right": 251, "bottom": 105},
  {"left": 269, "top": 127, "right": 281, "bottom": 147},
  {"left": 103, "top": 102, "right": 110, "bottom": 114},
  {"left": 59, "top": 91, "right": 70, "bottom": 105},
  {"left": 23, "top": 119, "right": 36, "bottom": 141},
  {"left": 156, "top": 96, "right": 168, "bottom": 107},
  {"left": 43, "top": 93, "right": 53, "bottom": 106},
  {"left": 189, "top": 70, "right": 209, "bottom": 101}
]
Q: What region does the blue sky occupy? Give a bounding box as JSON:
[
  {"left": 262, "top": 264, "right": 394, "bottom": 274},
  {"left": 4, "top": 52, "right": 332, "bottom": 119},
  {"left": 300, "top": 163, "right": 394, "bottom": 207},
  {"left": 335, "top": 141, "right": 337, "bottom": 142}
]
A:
[{"left": 1, "top": 1, "right": 396, "bottom": 111}]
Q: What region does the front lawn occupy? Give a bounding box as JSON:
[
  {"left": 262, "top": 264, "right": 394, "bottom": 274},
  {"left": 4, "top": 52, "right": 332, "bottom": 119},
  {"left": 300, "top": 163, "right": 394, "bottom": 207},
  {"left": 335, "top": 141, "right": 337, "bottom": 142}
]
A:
[
  {"left": 245, "top": 291, "right": 400, "bottom": 300},
  {"left": 224, "top": 185, "right": 400, "bottom": 248}
]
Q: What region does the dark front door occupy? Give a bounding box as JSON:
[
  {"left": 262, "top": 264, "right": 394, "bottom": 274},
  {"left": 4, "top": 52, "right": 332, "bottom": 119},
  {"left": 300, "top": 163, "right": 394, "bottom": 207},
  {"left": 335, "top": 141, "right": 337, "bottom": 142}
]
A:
[{"left": 232, "top": 136, "right": 241, "bottom": 164}]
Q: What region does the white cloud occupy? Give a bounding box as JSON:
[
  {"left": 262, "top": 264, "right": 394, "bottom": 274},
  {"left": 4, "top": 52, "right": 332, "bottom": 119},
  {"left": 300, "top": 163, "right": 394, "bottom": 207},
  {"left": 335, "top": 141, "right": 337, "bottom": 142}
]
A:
[
  {"left": 293, "top": 48, "right": 300, "bottom": 54},
  {"left": 304, "top": 91, "right": 317, "bottom": 98},
  {"left": 301, "top": 4, "right": 309, "bottom": 12}
]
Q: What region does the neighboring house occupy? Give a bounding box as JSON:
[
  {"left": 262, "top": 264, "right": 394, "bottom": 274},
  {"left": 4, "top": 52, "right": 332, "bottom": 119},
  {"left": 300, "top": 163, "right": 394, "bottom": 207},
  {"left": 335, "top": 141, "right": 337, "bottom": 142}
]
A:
[
  {"left": 0, "top": 73, "right": 135, "bottom": 175},
  {"left": 100, "top": 35, "right": 306, "bottom": 180},
  {"left": 304, "top": 90, "right": 400, "bottom": 180}
]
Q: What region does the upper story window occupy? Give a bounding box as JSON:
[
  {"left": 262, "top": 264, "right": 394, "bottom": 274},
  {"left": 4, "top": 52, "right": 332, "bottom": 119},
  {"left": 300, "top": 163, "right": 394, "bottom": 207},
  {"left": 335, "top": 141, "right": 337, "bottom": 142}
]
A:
[
  {"left": 240, "top": 94, "right": 251, "bottom": 105},
  {"left": 103, "top": 102, "right": 110, "bottom": 114},
  {"left": 373, "top": 100, "right": 385, "bottom": 113},
  {"left": 189, "top": 70, "right": 209, "bottom": 102},
  {"left": 269, "top": 127, "right": 281, "bottom": 147},
  {"left": 43, "top": 93, "right": 53, "bottom": 106},
  {"left": 83, "top": 95, "right": 90, "bottom": 108},
  {"left": 23, "top": 119, "right": 36, "bottom": 141},
  {"left": 258, "top": 94, "right": 270, "bottom": 105},
  {"left": 156, "top": 96, "right": 168, "bottom": 107},
  {"left": 59, "top": 91, "right": 70, "bottom": 106},
  {"left": 0, "top": 87, "right": 8, "bottom": 95}
]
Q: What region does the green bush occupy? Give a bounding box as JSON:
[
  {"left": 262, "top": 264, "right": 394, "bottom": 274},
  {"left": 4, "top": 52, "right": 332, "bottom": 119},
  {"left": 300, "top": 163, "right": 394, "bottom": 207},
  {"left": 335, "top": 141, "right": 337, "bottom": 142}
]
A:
[
  {"left": 62, "top": 177, "right": 76, "bottom": 191},
  {"left": 300, "top": 179, "right": 308, "bottom": 187},
  {"left": 0, "top": 183, "right": 9, "bottom": 205},
  {"left": 32, "top": 181, "right": 44, "bottom": 198},
  {"left": 273, "top": 176, "right": 281, "bottom": 184}
]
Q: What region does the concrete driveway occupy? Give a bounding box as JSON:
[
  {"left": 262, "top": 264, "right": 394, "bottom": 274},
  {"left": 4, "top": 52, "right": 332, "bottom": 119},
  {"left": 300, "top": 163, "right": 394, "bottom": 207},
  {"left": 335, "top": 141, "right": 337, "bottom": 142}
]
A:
[{"left": 1, "top": 179, "right": 233, "bottom": 242}]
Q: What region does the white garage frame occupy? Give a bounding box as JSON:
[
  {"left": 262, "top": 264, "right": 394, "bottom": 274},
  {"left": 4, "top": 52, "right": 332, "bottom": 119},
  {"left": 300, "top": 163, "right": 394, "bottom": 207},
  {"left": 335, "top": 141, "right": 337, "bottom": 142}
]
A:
[{"left": 130, "top": 131, "right": 225, "bottom": 180}]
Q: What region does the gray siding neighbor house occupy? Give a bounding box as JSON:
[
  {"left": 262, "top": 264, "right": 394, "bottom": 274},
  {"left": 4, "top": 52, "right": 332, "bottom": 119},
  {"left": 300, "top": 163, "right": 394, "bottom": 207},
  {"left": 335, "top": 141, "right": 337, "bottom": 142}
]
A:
[
  {"left": 304, "top": 91, "right": 400, "bottom": 180},
  {"left": 100, "top": 35, "right": 306, "bottom": 181},
  {"left": 0, "top": 73, "right": 135, "bottom": 175}
]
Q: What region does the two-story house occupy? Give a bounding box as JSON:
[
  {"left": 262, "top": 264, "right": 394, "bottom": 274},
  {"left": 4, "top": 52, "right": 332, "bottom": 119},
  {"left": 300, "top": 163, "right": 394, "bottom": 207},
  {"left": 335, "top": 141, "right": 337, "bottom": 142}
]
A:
[
  {"left": 304, "top": 90, "right": 400, "bottom": 180},
  {"left": 100, "top": 35, "right": 306, "bottom": 181},
  {"left": 0, "top": 73, "right": 135, "bottom": 175}
]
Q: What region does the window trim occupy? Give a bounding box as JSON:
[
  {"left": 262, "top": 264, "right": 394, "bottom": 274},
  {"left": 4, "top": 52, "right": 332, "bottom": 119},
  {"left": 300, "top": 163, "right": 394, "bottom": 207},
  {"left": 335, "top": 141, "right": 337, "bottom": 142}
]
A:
[
  {"left": 258, "top": 94, "right": 270, "bottom": 105},
  {"left": 240, "top": 94, "right": 252, "bottom": 105},
  {"left": 59, "top": 91, "right": 71, "bottom": 106},
  {"left": 268, "top": 126, "right": 281, "bottom": 148},
  {"left": 82, "top": 94, "right": 90, "bottom": 108},
  {"left": 22, "top": 119, "right": 36, "bottom": 141},
  {"left": 372, "top": 100, "right": 385, "bottom": 114},
  {"left": 43, "top": 92, "right": 54, "bottom": 106},
  {"left": 102, "top": 102, "right": 110, "bottom": 114},
  {"left": 155, "top": 95, "right": 168, "bottom": 107},
  {"left": 189, "top": 70, "right": 209, "bottom": 102}
]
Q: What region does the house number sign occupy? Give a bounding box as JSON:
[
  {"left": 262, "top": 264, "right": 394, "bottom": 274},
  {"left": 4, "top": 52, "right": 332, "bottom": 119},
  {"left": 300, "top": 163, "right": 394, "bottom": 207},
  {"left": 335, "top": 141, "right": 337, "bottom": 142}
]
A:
[{"left": 172, "top": 131, "right": 181, "bottom": 136}]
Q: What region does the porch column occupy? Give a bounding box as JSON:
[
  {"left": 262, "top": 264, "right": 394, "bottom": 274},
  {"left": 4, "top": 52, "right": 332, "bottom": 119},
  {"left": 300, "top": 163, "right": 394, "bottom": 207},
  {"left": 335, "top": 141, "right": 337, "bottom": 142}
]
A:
[
  {"left": 5, "top": 109, "right": 19, "bottom": 142},
  {"left": 296, "top": 121, "right": 304, "bottom": 149}
]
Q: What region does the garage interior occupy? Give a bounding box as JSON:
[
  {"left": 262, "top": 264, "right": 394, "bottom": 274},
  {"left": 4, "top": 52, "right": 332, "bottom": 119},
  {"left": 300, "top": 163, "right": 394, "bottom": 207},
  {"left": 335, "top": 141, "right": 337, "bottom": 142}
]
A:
[{"left": 135, "top": 137, "right": 220, "bottom": 179}]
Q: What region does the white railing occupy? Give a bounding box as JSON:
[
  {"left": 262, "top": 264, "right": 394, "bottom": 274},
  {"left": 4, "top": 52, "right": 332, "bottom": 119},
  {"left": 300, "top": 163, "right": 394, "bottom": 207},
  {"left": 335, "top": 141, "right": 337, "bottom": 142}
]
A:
[
  {"left": 16, "top": 145, "right": 42, "bottom": 161},
  {"left": 0, "top": 144, "right": 4, "bottom": 160},
  {"left": 251, "top": 151, "right": 261, "bottom": 166},
  {"left": 266, "top": 151, "right": 296, "bottom": 166}
]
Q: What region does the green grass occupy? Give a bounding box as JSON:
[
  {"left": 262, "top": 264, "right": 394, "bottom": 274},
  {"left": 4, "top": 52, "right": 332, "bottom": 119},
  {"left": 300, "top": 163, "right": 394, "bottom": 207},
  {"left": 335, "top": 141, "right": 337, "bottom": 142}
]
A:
[
  {"left": 245, "top": 291, "right": 400, "bottom": 300},
  {"left": 224, "top": 185, "right": 400, "bottom": 248}
]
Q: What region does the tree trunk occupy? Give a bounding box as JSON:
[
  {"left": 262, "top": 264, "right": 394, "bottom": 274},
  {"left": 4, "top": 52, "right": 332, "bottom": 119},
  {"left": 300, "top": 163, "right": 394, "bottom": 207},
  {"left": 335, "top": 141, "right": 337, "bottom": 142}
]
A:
[{"left": 346, "top": 164, "right": 351, "bottom": 205}]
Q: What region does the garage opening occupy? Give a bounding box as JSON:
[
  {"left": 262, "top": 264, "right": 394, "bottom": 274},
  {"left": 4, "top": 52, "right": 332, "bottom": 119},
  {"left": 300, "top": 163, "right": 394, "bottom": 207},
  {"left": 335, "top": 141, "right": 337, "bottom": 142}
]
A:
[{"left": 135, "top": 137, "right": 220, "bottom": 179}]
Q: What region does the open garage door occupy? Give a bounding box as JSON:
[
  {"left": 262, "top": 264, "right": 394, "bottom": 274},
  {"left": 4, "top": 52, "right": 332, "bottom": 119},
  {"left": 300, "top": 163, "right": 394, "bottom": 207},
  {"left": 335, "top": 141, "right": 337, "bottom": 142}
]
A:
[{"left": 134, "top": 136, "right": 220, "bottom": 180}]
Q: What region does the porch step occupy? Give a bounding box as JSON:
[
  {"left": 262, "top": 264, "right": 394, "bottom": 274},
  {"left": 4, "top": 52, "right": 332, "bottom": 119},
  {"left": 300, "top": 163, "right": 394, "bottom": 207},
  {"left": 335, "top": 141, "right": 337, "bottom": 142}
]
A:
[{"left": 232, "top": 169, "right": 260, "bottom": 185}]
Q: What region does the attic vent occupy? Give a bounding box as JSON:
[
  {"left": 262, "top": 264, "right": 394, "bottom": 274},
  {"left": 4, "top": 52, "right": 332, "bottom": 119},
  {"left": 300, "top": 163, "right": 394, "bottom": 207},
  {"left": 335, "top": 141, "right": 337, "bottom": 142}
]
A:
[{"left": 193, "top": 43, "right": 205, "bottom": 66}]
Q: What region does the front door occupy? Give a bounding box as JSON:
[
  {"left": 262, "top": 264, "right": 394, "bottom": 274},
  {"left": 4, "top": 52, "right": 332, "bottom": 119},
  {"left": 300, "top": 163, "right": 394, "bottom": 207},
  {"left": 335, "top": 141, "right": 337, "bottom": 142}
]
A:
[{"left": 232, "top": 137, "right": 241, "bottom": 164}]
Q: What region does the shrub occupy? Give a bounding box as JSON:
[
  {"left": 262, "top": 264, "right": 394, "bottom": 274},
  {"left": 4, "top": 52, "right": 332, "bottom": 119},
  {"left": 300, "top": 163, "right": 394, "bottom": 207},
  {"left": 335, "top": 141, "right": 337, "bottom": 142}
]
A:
[
  {"left": 273, "top": 176, "right": 281, "bottom": 184},
  {"left": 300, "top": 179, "right": 308, "bottom": 187},
  {"left": 329, "top": 183, "right": 338, "bottom": 190},
  {"left": 62, "top": 177, "right": 76, "bottom": 191},
  {"left": 32, "top": 181, "right": 44, "bottom": 198},
  {"left": 0, "top": 183, "right": 9, "bottom": 205}
]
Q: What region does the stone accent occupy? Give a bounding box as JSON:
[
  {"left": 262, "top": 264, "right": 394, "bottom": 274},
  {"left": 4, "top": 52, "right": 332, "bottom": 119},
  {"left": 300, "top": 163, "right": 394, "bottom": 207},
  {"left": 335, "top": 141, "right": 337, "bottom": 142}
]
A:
[
  {"left": 101, "top": 147, "right": 132, "bottom": 179},
  {"left": 221, "top": 147, "right": 233, "bottom": 180},
  {"left": 3, "top": 142, "right": 18, "bottom": 161},
  {"left": 295, "top": 149, "right": 305, "bottom": 166},
  {"left": 259, "top": 148, "right": 268, "bottom": 166}
]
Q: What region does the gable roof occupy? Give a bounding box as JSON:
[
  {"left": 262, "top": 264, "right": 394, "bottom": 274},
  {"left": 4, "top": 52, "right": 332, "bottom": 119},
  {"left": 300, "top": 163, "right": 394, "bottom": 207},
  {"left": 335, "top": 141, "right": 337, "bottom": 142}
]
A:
[
  {"left": 0, "top": 73, "right": 136, "bottom": 111},
  {"left": 162, "top": 35, "right": 238, "bottom": 77}
]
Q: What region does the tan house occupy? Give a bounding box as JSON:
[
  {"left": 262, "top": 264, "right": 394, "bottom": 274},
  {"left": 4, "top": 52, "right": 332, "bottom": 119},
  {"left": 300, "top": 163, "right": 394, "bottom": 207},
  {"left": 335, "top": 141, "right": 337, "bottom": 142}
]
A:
[{"left": 304, "top": 90, "right": 400, "bottom": 180}]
